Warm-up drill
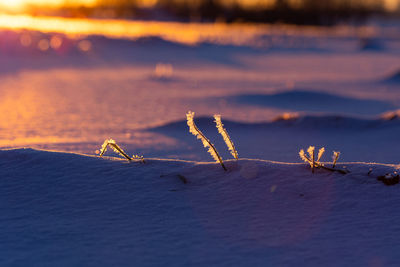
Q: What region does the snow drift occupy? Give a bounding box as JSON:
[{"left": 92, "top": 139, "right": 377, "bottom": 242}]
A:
[{"left": 0, "top": 148, "right": 399, "bottom": 266}]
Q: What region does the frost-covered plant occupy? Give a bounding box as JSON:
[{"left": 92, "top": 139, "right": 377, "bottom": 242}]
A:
[
  {"left": 214, "top": 114, "right": 238, "bottom": 160},
  {"left": 299, "top": 146, "right": 325, "bottom": 173},
  {"left": 299, "top": 146, "right": 347, "bottom": 174},
  {"left": 317, "top": 147, "right": 325, "bottom": 162},
  {"left": 332, "top": 151, "right": 340, "bottom": 168},
  {"left": 299, "top": 146, "right": 318, "bottom": 173},
  {"left": 132, "top": 154, "right": 145, "bottom": 162},
  {"left": 99, "top": 139, "right": 144, "bottom": 162},
  {"left": 186, "top": 111, "right": 227, "bottom": 171}
]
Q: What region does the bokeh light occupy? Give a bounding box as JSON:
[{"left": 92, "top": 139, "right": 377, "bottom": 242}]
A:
[
  {"left": 37, "top": 39, "right": 50, "bottom": 51},
  {"left": 77, "top": 40, "right": 92, "bottom": 52},
  {"left": 19, "top": 33, "right": 32, "bottom": 47},
  {"left": 50, "top": 35, "right": 63, "bottom": 50}
]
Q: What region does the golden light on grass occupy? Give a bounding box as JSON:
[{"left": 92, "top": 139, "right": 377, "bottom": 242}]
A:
[{"left": 186, "top": 111, "right": 227, "bottom": 171}]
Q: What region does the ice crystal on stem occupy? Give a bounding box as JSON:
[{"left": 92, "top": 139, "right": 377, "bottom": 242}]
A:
[
  {"left": 214, "top": 114, "right": 238, "bottom": 160},
  {"left": 299, "top": 146, "right": 347, "bottom": 174},
  {"left": 99, "top": 139, "right": 144, "bottom": 162},
  {"left": 187, "top": 111, "right": 226, "bottom": 171},
  {"left": 332, "top": 151, "right": 340, "bottom": 168}
]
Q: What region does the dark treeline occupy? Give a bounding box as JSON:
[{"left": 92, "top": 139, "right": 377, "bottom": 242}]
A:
[
  {"left": 157, "top": 0, "right": 387, "bottom": 25},
  {"left": 32, "top": 0, "right": 395, "bottom": 25}
]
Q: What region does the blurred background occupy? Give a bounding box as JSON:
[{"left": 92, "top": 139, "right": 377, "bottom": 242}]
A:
[
  {"left": 0, "top": 0, "right": 399, "bottom": 25},
  {"left": 0, "top": 0, "right": 399, "bottom": 162}
]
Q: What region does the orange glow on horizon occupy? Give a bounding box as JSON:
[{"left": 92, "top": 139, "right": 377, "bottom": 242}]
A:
[
  {"left": 0, "top": 13, "right": 396, "bottom": 49},
  {"left": 0, "top": 0, "right": 398, "bottom": 12},
  {"left": 385, "top": 0, "right": 400, "bottom": 11},
  {"left": 0, "top": 13, "right": 272, "bottom": 46},
  {"left": 0, "top": 0, "right": 97, "bottom": 11}
]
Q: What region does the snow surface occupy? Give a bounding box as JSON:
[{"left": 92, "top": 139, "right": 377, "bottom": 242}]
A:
[
  {"left": 1, "top": 26, "right": 400, "bottom": 163},
  {"left": 1, "top": 18, "right": 400, "bottom": 266},
  {"left": 0, "top": 148, "right": 399, "bottom": 267}
]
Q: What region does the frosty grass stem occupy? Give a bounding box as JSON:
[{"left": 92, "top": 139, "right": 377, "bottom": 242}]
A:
[
  {"left": 98, "top": 115, "right": 354, "bottom": 176},
  {"left": 99, "top": 139, "right": 145, "bottom": 163},
  {"left": 332, "top": 151, "right": 340, "bottom": 168},
  {"left": 299, "top": 146, "right": 348, "bottom": 174},
  {"left": 187, "top": 111, "right": 227, "bottom": 171},
  {"left": 214, "top": 114, "right": 238, "bottom": 160},
  {"left": 308, "top": 146, "right": 315, "bottom": 173}
]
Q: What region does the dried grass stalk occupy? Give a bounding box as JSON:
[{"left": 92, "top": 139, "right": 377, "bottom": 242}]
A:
[
  {"left": 214, "top": 114, "right": 238, "bottom": 160},
  {"left": 187, "top": 111, "right": 226, "bottom": 171}
]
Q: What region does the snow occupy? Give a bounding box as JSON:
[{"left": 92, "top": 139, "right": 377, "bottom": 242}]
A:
[
  {"left": 383, "top": 69, "right": 400, "bottom": 84},
  {"left": 148, "top": 114, "right": 400, "bottom": 164},
  {"left": 0, "top": 148, "right": 399, "bottom": 266},
  {"left": 0, "top": 16, "right": 400, "bottom": 266}
]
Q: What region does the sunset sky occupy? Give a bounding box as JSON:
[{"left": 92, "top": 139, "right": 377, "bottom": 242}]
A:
[
  {"left": 0, "top": 0, "right": 96, "bottom": 10},
  {"left": 0, "top": 0, "right": 399, "bottom": 12}
]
